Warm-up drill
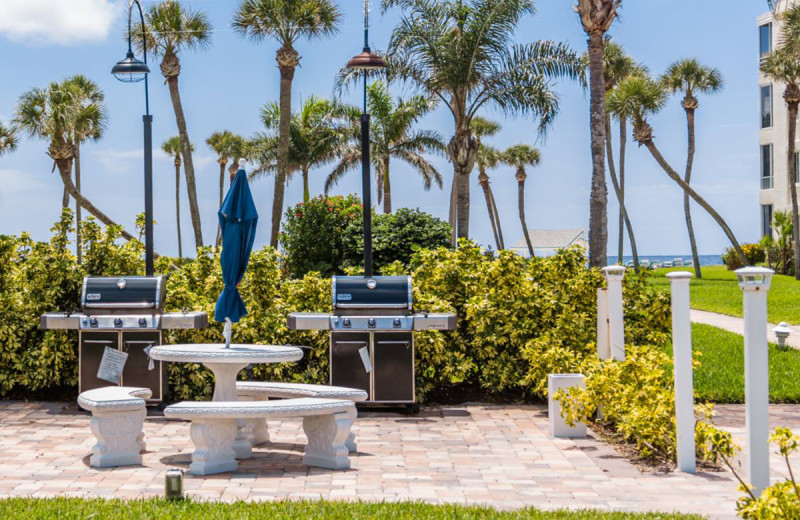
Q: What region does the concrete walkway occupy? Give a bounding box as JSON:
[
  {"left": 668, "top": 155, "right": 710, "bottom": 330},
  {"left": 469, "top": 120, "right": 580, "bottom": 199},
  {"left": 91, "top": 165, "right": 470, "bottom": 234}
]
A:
[{"left": 690, "top": 309, "right": 800, "bottom": 349}]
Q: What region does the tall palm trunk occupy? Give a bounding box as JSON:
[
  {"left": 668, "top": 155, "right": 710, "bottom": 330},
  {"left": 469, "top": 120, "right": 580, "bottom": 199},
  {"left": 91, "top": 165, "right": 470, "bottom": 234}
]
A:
[
  {"left": 618, "top": 117, "right": 630, "bottom": 267},
  {"left": 785, "top": 88, "right": 800, "bottom": 279},
  {"left": 682, "top": 95, "right": 702, "bottom": 278},
  {"left": 383, "top": 157, "right": 392, "bottom": 214},
  {"left": 271, "top": 45, "right": 299, "bottom": 248},
  {"left": 448, "top": 127, "right": 478, "bottom": 242},
  {"left": 517, "top": 169, "right": 534, "bottom": 258},
  {"left": 162, "top": 53, "right": 203, "bottom": 250},
  {"left": 637, "top": 127, "right": 747, "bottom": 266},
  {"left": 215, "top": 158, "right": 227, "bottom": 248},
  {"left": 489, "top": 187, "right": 505, "bottom": 250},
  {"left": 302, "top": 167, "right": 310, "bottom": 204},
  {"left": 478, "top": 170, "right": 501, "bottom": 250},
  {"left": 448, "top": 172, "right": 458, "bottom": 246},
  {"left": 74, "top": 142, "right": 83, "bottom": 264},
  {"left": 175, "top": 158, "right": 183, "bottom": 261},
  {"left": 587, "top": 32, "right": 608, "bottom": 268},
  {"left": 604, "top": 117, "right": 639, "bottom": 273}
]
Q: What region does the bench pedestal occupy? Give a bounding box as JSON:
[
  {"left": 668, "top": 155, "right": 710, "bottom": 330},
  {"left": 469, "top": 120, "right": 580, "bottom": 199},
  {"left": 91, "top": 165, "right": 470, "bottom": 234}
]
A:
[
  {"left": 302, "top": 412, "right": 352, "bottom": 470},
  {"left": 88, "top": 408, "right": 146, "bottom": 467},
  {"left": 189, "top": 419, "right": 238, "bottom": 475}
]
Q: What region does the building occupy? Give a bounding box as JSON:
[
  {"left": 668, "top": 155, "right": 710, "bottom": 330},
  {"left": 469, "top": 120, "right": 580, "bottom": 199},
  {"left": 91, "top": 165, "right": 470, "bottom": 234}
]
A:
[
  {"left": 759, "top": 0, "right": 799, "bottom": 238},
  {"left": 510, "top": 229, "right": 588, "bottom": 258}
]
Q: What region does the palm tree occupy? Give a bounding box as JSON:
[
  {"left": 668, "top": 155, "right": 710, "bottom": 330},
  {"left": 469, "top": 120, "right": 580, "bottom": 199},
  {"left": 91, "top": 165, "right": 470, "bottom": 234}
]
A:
[
  {"left": 660, "top": 59, "right": 723, "bottom": 279},
  {"left": 608, "top": 76, "right": 747, "bottom": 266},
  {"left": 502, "top": 144, "right": 540, "bottom": 258},
  {"left": 133, "top": 0, "right": 211, "bottom": 250},
  {"left": 326, "top": 81, "right": 445, "bottom": 213},
  {"left": 15, "top": 80, "right": 135, "bottom": 241},
  {"left": 599, "top": 39, "right": 642, "bottom": 272},
  {"left": 207, "top": 131, "right": 248, "bottom": 247},
  {"left": 471, "top": 117, "right": 503, "bottom": 250},
  {"left": 771, "top": 210, "right": 794, "bottom": 275},
  {"left": 162, "top": 136, "right": 194, "bottom": 260},
  {"left": 377, "top": 0, "right": 583, "bottom": 245},
  {"left": 761, "top": 47, "right": 800, "bottom": 280},
  {"left": 575, "top": 0, "right": 620, "bottom": 267},
  {"left": 0, "top": 122, "right": 18, "bottom": 156},
  {"left": 251, "top": 96, "right": 349, "bottom": 204},
  {"left": 66, "top": 75, "right": 107, "bottom": 264},
  {"left": 233, "top": 0, "right": 342, "bottom": 247}
]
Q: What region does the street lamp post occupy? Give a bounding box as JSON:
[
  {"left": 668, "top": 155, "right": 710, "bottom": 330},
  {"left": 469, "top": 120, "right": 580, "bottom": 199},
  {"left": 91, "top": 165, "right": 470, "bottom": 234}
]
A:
[
  {"left": 112, "top": 0, "right": 154, "bottom": 276},
  {"left": 346, "top": 0, "right": 385, "bottom": 277}
]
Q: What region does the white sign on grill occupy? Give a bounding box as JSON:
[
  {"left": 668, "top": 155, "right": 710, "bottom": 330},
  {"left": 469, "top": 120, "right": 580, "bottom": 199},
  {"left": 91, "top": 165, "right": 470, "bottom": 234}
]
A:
[
  {"left": 97, "top": 347, "right": 128, "bottom": 384},
  {"left": 358, "top": 346, "right": 372, "bottom": 373}
]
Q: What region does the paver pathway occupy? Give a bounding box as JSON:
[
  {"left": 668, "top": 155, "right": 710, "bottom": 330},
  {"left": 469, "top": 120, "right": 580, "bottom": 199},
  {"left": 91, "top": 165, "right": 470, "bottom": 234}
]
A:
[
  {"left": 2, "top": 400, "right": 791, "bottom": 519},
  {"left": 690, "top": 309, "right": 800, "bottom": 349}
]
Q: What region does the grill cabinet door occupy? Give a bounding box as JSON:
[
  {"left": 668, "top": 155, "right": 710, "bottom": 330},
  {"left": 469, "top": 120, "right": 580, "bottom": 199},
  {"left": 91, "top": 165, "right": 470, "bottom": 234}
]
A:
[
  {"left": 373, "top": 332, "right": 414, "bottom": 402},
  {"left": 330, "top": 332, "right": 371, "bottom": 400},
  {"left": 79, "top": 332, "right": 119, "bottom": 394},
  {"left": 121, "top": 331, "right": 164, "bottom": 402}
]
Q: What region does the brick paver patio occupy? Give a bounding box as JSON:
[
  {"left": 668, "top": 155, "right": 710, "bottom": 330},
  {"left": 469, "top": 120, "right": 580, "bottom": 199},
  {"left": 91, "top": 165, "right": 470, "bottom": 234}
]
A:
[{"left": 1, "top": 401, "right": 797, "bottom": 519}]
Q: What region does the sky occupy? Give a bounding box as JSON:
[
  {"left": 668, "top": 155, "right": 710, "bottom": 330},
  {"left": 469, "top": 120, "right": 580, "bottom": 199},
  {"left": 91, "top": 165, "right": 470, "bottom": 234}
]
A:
[{"left": 0, "top": 0, "right": 768, "bottom": 258}]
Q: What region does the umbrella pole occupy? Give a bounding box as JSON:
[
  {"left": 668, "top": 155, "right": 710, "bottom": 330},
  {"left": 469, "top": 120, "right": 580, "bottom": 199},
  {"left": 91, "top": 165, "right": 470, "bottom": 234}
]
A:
[{"left": 224, "top": 318, "right": 232, "bottom": 349}]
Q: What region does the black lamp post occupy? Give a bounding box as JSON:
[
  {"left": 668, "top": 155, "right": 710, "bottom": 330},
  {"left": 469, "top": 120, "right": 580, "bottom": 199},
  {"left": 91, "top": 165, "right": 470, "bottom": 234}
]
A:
[
  {"left": 346, "top": 0, "right": 386, "bottom": 277},
  {"left": 112, "top": 0, "right": 154, "bottom": 276}
]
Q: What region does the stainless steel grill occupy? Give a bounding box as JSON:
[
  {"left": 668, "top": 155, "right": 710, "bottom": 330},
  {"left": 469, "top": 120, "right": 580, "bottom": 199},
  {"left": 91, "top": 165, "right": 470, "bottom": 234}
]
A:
[
  {"left": 288, "top": 275, "right": 456, "bottom": 410},
  {"left": 41, "top": 276, "right": 208, "bottom": 404}
]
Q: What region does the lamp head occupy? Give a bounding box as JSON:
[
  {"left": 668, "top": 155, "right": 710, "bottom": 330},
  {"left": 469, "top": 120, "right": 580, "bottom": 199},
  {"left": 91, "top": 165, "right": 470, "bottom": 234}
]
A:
[
  {"left": 346, "top": 49, "right": 386, "bottom": 71},
  {"left": 112, "top": 50, "right": 150, "bottom": 83}
]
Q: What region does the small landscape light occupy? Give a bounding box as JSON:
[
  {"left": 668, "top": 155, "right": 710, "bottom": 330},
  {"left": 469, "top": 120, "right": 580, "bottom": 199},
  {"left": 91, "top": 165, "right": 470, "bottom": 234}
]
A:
[
  {"left": 164, "top": 468, "right": 184, "bottom": 500},
  {"left": 774, "top": 322, "right": 791, "bottom": 349}
]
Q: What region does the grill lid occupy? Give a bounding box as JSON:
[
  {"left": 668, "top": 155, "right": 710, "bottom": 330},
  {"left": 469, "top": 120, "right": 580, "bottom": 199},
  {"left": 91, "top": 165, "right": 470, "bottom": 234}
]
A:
[
  {"left": 332, "top": 276, "right": 412, "bottom": 310},
  {"left": 81, "top": 276, "right": 166, "bottom": 311}
]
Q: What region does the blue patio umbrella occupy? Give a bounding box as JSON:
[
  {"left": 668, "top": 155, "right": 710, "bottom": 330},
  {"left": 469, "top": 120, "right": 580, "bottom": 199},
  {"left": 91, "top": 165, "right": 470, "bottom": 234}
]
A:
[{"left": 215, "top": 161, "right": 258, "bottom": 347}]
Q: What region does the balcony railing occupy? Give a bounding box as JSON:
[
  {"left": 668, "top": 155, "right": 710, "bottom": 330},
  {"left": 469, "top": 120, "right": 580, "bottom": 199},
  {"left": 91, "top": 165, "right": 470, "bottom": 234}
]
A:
[{"left": 761, "top": 175, "right": 774, "bottom": 189}]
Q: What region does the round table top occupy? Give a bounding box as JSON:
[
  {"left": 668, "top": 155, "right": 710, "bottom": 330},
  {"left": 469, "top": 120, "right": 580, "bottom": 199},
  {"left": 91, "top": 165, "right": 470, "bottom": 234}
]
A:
[{"left": 148, "top": 344, "right": 304, "bottom": 364}]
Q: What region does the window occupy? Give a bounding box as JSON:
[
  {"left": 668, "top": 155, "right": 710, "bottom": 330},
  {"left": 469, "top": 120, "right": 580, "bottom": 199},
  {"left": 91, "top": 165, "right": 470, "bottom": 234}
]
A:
[
  {"left": 760, "top": 23, "right": 772, "bottom": 59},
  {"left": 762, "top": 204, "right": 774, "bottom": 238},
  {"left": 761, "top": 144, "right": 773, "bottom": 189},
  {"left": 761, "top": 85, "right": 772, "bottom": 128}
]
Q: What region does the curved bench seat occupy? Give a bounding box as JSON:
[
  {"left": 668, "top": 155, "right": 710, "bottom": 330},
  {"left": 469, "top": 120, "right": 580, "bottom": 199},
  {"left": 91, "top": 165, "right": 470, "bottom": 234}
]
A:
[{"left": 165, "top": 398, "right": 356, "bottom": 475}]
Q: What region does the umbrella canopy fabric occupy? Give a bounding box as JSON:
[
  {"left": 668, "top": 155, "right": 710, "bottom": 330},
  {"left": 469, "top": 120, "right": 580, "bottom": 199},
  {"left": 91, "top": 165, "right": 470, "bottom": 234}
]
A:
[{"left": 215, "top": 169, "right": 258, "bottom": 324}]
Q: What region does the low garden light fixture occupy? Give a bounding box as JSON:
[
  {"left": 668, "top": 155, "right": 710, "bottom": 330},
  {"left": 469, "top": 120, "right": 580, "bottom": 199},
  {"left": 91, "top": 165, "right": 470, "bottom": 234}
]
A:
[
  {"left": 774, "top": 321, "right": 791, "bottom": 349},
  {"left": 164, "top": 468, "right": 184, "bottom": 500}
]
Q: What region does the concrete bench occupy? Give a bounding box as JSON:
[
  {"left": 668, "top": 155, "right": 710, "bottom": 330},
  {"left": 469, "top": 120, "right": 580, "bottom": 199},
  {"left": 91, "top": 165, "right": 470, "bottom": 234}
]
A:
[
  {"left": 164, "top": 398, "right": 355, "bottom": 475},
  {"left": 77, "top": 386, "right": 152, "bottom": 468},
  {"left": 236, "top": 382, "right": 367, "bottom": 451}
]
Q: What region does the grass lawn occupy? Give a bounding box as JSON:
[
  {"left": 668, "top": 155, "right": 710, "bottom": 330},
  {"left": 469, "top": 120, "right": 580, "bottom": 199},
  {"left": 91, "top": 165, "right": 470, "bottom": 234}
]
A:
[
  {"left": 664, "top": 323, "right": 800, "bottom": 403},
  {"left": 648, "top": 265, "right": 800, "bottom": 325},
  {"left": 0, "top": 498, "right": 704, "bottom": 520}
]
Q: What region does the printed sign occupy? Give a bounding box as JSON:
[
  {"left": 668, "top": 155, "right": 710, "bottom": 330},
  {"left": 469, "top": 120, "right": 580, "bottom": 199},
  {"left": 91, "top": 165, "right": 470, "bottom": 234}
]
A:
[
  {"left": 97, "top": 347, "right": 128, "bottom": 384},
  {"left": 358, "top": 346, "right": 372, "bottom": 373}
]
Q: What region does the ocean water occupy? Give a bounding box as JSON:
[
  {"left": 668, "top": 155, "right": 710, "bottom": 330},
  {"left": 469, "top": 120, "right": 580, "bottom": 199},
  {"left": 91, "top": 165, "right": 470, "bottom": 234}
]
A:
[{"left": 606, "top": 254, "right": 723, "bottom": 267}]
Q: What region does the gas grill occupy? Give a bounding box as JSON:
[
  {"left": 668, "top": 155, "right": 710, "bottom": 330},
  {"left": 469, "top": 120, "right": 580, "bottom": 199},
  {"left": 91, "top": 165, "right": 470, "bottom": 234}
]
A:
[
  {"left": 288, "top": 275, "right": 456, "bottom": 409},
  {"left": 41, "top": 276, "right": 208, "bottom": 404}
]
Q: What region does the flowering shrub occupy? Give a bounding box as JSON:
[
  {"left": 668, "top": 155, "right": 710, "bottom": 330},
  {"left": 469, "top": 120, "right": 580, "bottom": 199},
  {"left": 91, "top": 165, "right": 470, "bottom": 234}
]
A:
[{"left": 723, "top": 242, "right": 765, "bottom": 270}]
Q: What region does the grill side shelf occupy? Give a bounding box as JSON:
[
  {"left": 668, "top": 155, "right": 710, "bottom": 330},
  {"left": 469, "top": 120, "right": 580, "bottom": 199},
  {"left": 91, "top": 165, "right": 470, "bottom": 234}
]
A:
[
  {"left": 287, "top": 312, "right": 331, "bottom": 330},
  {"left": 40, "top": 313, "right": 81, "bottom": 330}
]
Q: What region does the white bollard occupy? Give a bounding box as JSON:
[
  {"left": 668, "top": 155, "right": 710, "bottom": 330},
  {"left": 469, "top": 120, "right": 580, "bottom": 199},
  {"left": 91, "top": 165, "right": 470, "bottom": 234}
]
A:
[
  {"left": 736, "top": 266, "right": 774, "bottom": 496},
  {"left": 597, "top": 288, "right": 610, "bottom": 360},
  {"left": 602, "top": 266, "right": 626, "bottom": 361},
  {"left": 548, "top": 374, "right": 587, "bottom": 438},
  {"left": 667, "top": 271, "right": 696, "bottom": 474}
]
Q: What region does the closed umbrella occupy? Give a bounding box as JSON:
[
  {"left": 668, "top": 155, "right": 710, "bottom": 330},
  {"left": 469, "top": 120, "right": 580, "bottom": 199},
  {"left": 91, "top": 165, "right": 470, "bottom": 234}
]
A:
[{"left": 215, "top": 159, "right": 258, "bottom": 347}]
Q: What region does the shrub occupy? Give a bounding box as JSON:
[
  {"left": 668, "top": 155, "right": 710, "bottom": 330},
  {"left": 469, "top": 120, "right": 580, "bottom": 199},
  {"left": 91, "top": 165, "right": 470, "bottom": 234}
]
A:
[{"left": 722, "top": 243, "right": 765, "bottom": 271}]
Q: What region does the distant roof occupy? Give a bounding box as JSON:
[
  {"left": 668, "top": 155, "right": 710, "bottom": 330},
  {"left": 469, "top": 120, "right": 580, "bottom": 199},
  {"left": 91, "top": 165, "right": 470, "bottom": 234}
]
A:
[{"left": 511, "top": 229, "right": 587, "bottom": 251}]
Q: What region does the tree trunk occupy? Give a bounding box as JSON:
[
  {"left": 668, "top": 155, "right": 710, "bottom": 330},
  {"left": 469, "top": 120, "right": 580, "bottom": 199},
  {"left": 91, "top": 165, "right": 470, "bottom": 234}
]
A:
[
  {"left": 479, "top": 171, "right": 501, "bottom": 250},
  {"left": 383, "top": 156, "right": 392, "bottom": 214},
  {"left": 642, "top": 136, "right": 747, "bottom": 266},
  {"left": 489, "top": 186, "right": 505, "bottom": 250},
  {"left": 786, "top": 99, "right": 800, "bottom": 280},
  {"left": 683, "top": 102, "right": 702, "bottom": 279},
  {"left": 302, "top": 166, "right": 310, "bottom": 205},
  {"left": 448, "top": 171, "right": 458, "bottom": 247},
  {"left": 604, "top": 116, "right": 639, "bottom": 273},
  {"left": 164, "top": 59, "right": 203, "bottom": 250},
  {"left": 587, "top": 32, "right": 608, "bottom": 268},
  {"left": 271, "top": 45, "right": 299, "bottom": 248},
  {"left": 62, "top": 184, "right": 70, "bottom": 208},
  {"left": 215, "top": 159, "right": 226, "bottom": 249},
  {"left": 447, "top": 127, "right": 478, "bottom": 242},
  {"left": 74, "top": 142, "right": 83, "bottom": 264},
  {"left": 175, "top": 159, "right": 183, "bottom": 261},
  {"left": 517, "top": 170, "right": 534, "bottom": 258},
  {"left": 618, "top": 117, "right": 638, "bottom": 269}
]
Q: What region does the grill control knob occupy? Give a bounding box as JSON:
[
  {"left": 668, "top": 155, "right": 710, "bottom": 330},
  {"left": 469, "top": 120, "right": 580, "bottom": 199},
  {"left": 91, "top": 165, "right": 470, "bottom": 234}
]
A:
[
  {"left": 113, "top": 317, "right": 123, "bottom": 328},
  {"left": 343, "top": 318, "right": 351, "bottom": 328},
  {"left": 138, "top": 317, "right": 148, "bottom": 327},
  {"left": 89, "top": 317, "right": 98, "bottom": 328},
  {"left": 368, "top": 318, "right": 376, "bottom": 328},
  {"left": 393, "top": 318, "right": 402, "bottom": 328}
]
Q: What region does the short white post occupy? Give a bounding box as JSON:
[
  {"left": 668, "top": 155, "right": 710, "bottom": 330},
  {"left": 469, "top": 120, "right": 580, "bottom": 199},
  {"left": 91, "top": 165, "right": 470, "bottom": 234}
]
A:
[
  {"left": 548, "top": 374, "right": 586, "bottom": 438},
  {"left": 602, "top": 266, "right": 626, "bottom": 361},
  {"left": 597, "top": 288, "right": 610, "bottom": 359},
  {"left": 667, "top": 271, "right": 696, "bottom": 474},
  {"left": 736, "top": 266, "right": 774, "bottom": 496}
]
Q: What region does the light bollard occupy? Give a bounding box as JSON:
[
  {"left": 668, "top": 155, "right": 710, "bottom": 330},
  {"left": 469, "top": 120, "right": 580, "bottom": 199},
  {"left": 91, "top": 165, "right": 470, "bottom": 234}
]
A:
[
  {"left": 667, "top": 271, "right": 696, "bottom": 474},
  {"left": 597, "top": 288, "right": 610, "bottom": 360},
  {"left": 602, "top": 266, "right": 626, "bottom": 361},
  {"left": 736, "top": 266, "right": 774, "bottom": 496}
]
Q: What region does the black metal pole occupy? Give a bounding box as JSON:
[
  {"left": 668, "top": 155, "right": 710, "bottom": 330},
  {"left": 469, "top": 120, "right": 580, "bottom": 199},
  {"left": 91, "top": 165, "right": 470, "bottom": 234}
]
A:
[
  {"left": 361, "top": 110, "right": 372, "bottom": 277},
  {"left": 144, "top": 114, "right": 154, "bottom": 276}
]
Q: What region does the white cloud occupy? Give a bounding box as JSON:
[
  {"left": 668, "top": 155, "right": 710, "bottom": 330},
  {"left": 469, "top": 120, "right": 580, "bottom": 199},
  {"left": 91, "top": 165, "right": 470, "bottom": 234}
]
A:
[{"left": 0, "top": 0, "right": 123, "bottom": 45}]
